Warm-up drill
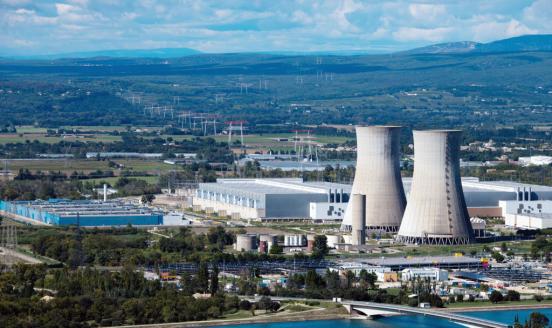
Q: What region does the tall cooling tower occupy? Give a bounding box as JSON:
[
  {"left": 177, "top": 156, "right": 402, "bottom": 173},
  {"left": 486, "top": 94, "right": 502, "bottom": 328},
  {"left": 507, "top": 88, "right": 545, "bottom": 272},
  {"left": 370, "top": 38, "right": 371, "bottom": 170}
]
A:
[
  {"left": 397, "top": 130, "right": 475, "bottom": 245},
  {"left": 342, "top": 126, "right": 406, "bottom": 232}
]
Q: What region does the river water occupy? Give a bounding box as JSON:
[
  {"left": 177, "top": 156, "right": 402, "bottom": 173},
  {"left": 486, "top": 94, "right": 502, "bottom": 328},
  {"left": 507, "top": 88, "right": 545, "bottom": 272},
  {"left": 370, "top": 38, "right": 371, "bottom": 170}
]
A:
[{"left": 214, "top": 308, "right": 552, "bottom": 328}]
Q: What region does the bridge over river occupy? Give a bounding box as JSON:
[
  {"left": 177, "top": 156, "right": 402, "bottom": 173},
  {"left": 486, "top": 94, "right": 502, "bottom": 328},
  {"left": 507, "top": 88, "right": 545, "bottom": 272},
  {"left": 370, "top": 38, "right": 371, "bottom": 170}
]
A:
[
  {"left": 244, "top": 297, "right": 511, "bottom": 328},
  {"left": 343, "top": 300, "right": 510, "bottom": 328}
]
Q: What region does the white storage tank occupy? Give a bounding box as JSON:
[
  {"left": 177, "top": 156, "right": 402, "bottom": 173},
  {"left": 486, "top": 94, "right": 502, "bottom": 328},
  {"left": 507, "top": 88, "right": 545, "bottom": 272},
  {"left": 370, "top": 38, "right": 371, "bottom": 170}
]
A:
[
  {"left": 235, "top": 234, "right": 257, "bottom": 251},
  {"left": 284, "top": 234, "right": 305, "bottom": 247},
  {"left": 326, "top": 235, "right": 341, "bottom": 248}
]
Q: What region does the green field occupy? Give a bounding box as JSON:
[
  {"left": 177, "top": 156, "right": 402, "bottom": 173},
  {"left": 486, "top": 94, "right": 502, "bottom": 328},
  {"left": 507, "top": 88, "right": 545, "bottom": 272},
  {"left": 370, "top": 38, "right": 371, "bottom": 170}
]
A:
[
  {"left": 82, "top": 175, "right": 159, "bottom": 185},
  {"left": 0, "top": 133, "right": 122, "bottom": 144},
  {"left": 4, "top": 158, "right": 176, "bottom": 174}
]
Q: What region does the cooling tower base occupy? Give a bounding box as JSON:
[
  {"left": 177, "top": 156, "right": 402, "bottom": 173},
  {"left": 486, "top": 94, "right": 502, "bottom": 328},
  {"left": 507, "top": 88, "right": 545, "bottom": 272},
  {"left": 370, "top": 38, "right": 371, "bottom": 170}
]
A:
[
  {"left": 396, "top": 235, "right": 474, "bottom": 245},
  {"left": 366, "top": 225, "right": 399, "bottom": 233}
]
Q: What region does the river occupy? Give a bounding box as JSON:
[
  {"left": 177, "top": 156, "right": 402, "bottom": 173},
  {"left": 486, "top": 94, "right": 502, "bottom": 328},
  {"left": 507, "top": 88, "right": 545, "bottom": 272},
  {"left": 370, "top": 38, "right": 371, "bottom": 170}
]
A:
[{"left": 214, "top": 308, "right": 552, "bottom": 328}]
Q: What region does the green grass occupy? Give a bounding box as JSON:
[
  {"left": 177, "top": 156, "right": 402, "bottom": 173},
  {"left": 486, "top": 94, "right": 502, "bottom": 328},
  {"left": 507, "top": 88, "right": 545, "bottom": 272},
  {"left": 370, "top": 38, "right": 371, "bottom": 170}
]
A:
[
  {"left": 82, "top": 175, "right": 159, "bottom": 185},
  {"left": 15, "top": 126, "right": 48, "bottom": 133},
  {"left": 4, "top": 158, "right": 176, "bottom": 175},
  {"left": 0, "top": 133, "right": 122, "bottom": 144}
]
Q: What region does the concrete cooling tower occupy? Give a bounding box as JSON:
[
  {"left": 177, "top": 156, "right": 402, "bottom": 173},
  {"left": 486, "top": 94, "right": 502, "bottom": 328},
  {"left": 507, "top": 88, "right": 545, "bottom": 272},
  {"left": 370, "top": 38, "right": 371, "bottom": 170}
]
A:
[
  {"left": 342, "top": 126, "right": 406, "bottom": 232},
  {"left": 397, "top": 130, "right": 475, "bottom": 245}
]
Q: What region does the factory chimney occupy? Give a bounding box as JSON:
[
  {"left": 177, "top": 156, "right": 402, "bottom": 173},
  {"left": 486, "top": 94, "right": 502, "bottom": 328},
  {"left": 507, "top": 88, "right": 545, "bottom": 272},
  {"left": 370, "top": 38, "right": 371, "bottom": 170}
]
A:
[{"left": 103, "top": 184, "right": 107, "bottom": 202}]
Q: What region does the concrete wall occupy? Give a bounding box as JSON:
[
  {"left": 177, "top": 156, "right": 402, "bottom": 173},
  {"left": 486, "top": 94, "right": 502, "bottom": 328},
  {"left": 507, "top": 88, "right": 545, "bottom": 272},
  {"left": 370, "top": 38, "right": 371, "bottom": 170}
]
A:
[
  {"left": 192, "top": 197, "right": 264, "bottom": 219},
  {"left": 505, "top": 214, "right": 552, "bottom": 229},
  {"left": 309, "top": 202, "right": 347, "bottom": 220},
  {"left": 265, "top": 193, "right": 327, "bottom": 218}
]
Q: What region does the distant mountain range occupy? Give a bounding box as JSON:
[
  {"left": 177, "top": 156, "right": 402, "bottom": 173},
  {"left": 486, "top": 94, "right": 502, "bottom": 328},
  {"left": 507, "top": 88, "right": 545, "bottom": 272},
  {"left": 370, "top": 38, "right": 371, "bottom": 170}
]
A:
[
  {"left": 401, "top": 34, "right": 552, "bottom": 55},
  {"left": 2, "top": 34, "right": 552, "bottom": 60}
]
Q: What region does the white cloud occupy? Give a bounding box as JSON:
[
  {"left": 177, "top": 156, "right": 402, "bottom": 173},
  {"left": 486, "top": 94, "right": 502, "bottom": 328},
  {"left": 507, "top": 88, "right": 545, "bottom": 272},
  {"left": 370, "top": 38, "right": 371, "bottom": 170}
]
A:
[
  {"left": 523, "top": 0, "right": 552, "bottom": 29},
  {"left": 0, "top": 0, "right": 551, "bottom": 55},
  {"left": 55, "top": 3, "right": 78, "bottom": 15},
  {"left": 408, "top": 3, "right": 447, "bottom": 21},
  {"left": 471, "top": 18, "right": 537, "bottom": 42},
  {"left": 393, "top": 26, "right": 452, "bottom": 42}
]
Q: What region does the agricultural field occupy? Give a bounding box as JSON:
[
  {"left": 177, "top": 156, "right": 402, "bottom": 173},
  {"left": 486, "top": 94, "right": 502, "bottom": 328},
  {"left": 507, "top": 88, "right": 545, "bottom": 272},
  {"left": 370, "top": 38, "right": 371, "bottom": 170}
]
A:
[
  {"left": 0, "top": 131, "right": 122, "bottom": 144},
  {"left": 3, "top": 158, "right": 176, "bottom": 175}
]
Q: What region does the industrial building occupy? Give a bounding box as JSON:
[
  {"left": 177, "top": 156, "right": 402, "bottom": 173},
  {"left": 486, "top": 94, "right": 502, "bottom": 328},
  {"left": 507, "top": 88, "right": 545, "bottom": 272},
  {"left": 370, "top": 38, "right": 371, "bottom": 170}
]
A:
[
  {"left": 401, "top": 268, "right": 449, "bottom": 282},
  {"left": 518, "top": 155, "right": 552, "bottom": 166},
  {"left": 195, "top": 176, "right": 552, "bottom": 223},
  {"left": 361, "top": 255, "right": 484, "bottom": 271},
  {"left": 397, "top": 130, "right": 475, "bottom": 245},
  {"left": 501, "top": 199, "right": 552, "bottom": 229},
  {"left": 193, "top": 178, "right": 350, "bottom": 220},
  {"left": 0, "top": 199, "right": 163, "bottom": 226},
  {"left": 343, "top": 126, "right": 406, "bottom": 233}
]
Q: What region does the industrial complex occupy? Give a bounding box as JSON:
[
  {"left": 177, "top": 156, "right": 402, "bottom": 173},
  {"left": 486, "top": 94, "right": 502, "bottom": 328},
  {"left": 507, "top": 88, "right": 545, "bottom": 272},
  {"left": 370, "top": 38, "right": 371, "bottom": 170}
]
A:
[{"left": 0, "top": 199, "right": 163, "bottom": 226}]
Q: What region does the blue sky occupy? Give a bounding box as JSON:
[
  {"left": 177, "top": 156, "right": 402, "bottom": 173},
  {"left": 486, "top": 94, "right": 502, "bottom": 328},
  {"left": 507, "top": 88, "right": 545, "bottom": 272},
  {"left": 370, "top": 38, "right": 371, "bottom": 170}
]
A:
[{"left": 1, "top": 0, "right": 551, "bottom": 55}]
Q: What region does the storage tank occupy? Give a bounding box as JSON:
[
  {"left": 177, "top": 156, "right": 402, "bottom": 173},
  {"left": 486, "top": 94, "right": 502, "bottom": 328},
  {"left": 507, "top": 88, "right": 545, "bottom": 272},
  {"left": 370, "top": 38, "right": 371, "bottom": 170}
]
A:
[
  {"left": 326, "top": 235, "right": 341, "bottom": 248},
  {"left": 258, "top": 240, "right": 268, "bottom": 253},
  {"left": 350, "top": 194, "right": 366, "bottom": 245},
  {"left": 306, "top": 234, "right": 316, "bottom": 252},
  {"left": 235, "top": 234, "right": 257, "bottom": 251},
  {"left": 259, "top": 234, "right": 278, "bottom": 252},
  {"left": 342, "top": 126, "right": 406, "bottom": 232},
  {"left": 397, "top": 130, "right": 475, "bottom": 245},
  {"left": 284, "top": 234, "right": 305, "bottom": 247}
]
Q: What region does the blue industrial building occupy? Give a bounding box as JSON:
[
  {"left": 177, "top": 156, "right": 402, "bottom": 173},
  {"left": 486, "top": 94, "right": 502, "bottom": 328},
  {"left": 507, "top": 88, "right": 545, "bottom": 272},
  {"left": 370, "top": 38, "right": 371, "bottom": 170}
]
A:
[{"left": 0, "top": 199, "right": 163, "bottom": 226}]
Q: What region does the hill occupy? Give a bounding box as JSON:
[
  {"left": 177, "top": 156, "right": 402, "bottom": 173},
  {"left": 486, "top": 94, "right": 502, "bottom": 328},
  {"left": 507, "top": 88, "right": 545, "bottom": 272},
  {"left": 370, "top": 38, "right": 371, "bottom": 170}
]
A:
[
  {"left": 400, "top": 41, "right": 480, "bottom": 55},
  {"left": 402, "top": 34, "right": 552, "bottom": 55},
  {"left": 477, "top": 34, "right": 552, "bottom": 53}
]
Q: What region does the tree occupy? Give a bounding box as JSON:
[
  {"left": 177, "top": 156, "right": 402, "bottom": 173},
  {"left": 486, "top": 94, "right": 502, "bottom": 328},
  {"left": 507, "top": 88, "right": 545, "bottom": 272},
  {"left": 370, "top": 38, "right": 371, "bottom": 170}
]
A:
[
  {"left": 210, "top": 265, "right": 219, "bottom": 295},
  {"left": 141, "top": 194, "right": 155, "bottom": 204},
  {"left": 506, "top": 290, "right": 520, "bottom": 301},
  {"left": 491, "top": 251, "right": 505, "bottom": 263},
  {"left": 269, "top": 244, "right": 283, "bottom": 255},
  {"left": 239, "top": 300, "right": 252, "bottom": 310},
  {"left": 526, "top": 312, "right": 549, "bottom": 328},
  {"left": 195, "top": 262, "right": 209, "bottom": 293},
  {"left": 305, "top": 269, "right": 323, "bottom": 290},
  {"left": 359, "top": 269, "right": 377, "bottom": 289},
  {"left": 345, "top": 270, "right": 355, "bottom": 289},
  {"left": 534, "top": 294, "right": 544, "bottom": 302},
  {"left": 311, "top": 235, "right": 328, "bottom": 258},
  {"left": 489, "top": 290, "right": 503, "bottom": 303},
  {"left": 257, "top": 296, "right": 273, "bottom": 313},
  {"left": 325, "top": 269, "right": 340, "bottom": 290},
  {"left": 180, "top": 272, "right": 194, "bottom": 295}
]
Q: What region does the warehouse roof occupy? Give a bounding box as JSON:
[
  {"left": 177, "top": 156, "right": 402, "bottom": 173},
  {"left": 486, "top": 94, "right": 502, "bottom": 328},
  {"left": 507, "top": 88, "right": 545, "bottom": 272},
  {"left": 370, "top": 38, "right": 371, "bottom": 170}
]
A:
[
  {"left": 7, "top": 199, "right": 160, "bottom": 217},
  {"left": 199, "top": 178, "right": 352, "bottom": 196},
  {"left": 358, "top": 255, "right": 482, "bottom": 269}
]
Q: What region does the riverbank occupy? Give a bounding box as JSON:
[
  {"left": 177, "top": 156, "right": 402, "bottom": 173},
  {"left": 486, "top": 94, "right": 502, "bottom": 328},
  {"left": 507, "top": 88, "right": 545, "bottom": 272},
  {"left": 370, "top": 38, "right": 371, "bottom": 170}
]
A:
[
  {"left": 118, "top": 306, "right": 349, "bottom": 328},
  {"left": 443, "top": 303, "right": 552, "bottom": 312}
]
